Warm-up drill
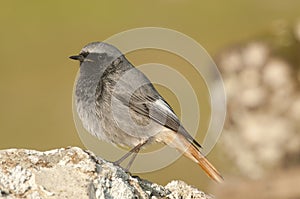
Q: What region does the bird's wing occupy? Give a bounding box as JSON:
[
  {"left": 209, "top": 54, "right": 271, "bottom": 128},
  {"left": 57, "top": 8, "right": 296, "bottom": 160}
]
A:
[{"left": 113, "top": 68, "right": 201, "bottom": 148}]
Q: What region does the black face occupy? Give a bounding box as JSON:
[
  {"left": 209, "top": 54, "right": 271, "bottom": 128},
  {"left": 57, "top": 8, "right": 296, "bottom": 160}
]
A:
[
  {"left": 69, "top": 52, "right": 86, "bottom": 62},
  {"left": 69, "top": 51, "right": 112, "bottom": 65},
  {"left": 80, "top": 51, "right": 90, "bottom": 60}
]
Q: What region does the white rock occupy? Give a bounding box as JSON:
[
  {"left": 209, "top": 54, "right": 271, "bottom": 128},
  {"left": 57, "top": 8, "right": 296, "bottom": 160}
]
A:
[{"left": 0, "top": 147, "right": 211, "bottom": 199}]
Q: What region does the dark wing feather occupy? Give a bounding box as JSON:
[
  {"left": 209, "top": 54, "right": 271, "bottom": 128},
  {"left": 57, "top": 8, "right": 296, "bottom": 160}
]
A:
[
  {"left": 113, "top": 60, "right": 201, "bottom": 148},
  {"left": 132, "top": 84, "right": 201, "bottom": 148}
]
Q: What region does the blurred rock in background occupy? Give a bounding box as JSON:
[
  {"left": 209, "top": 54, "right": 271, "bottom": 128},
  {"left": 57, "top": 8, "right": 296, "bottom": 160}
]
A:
[{"left": 216, "top": 20, "right": 300, "bottom": 179}]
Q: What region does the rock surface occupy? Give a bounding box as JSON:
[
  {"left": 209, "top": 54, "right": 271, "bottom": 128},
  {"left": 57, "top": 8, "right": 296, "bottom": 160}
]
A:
[{"left": 0, "top": 147, "right": 211, "bottom": 199}]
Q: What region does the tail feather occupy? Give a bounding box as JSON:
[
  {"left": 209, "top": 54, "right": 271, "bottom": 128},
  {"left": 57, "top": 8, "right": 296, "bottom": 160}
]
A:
[
  {"left": 186, "top": 143, "right": 224, "bottom": 183},
  {"left": 157, "top": 130, "right": 224, "bottom": 183}
]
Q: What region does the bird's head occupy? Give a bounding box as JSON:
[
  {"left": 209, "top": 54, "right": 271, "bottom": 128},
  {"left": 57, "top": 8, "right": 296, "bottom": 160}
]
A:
[{"left": 70, "top": 42, "right": 123, "bottom": 72}]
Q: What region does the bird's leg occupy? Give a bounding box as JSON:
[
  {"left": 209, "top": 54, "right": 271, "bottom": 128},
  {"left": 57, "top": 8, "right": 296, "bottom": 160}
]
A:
[
  {"left": 113, "top": 144, "right": 142, "bottom": 165},
  {"left": 113, "top": 140, "right": 149, "bottom": 170},
  {"left": 124, "top": 147, "right": 140, "bottom": 171}
]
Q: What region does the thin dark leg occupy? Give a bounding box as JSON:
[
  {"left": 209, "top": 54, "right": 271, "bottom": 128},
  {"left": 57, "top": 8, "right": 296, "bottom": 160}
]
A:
[
  {"left": 125, "top": 147, "right": 140, "bottom": 171},
  {"left": 113, "top": 140, "right": 149, "bottom": 168},
  {"left": 114, "top": 143, "right": 142, "bottom": 165}
]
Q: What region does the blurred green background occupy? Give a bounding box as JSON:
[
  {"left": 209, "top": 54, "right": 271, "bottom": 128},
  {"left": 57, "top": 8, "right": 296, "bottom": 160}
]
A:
[{"left": 1, "top": 0, "right": 300, "bottom": 193}]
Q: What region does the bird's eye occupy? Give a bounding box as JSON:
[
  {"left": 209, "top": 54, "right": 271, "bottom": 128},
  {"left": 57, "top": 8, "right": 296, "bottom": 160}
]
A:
[{"left": 98, "top": 53, "right": 107, "bottom": 60}]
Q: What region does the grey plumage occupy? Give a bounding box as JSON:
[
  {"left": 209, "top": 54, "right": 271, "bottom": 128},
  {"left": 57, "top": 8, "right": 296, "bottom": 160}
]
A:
[
  {"left": 73, "top": 42, "right": 199, "bottom": 148},
  {"left": 70, "top": 42, "right": 223, "bottom": 183}
]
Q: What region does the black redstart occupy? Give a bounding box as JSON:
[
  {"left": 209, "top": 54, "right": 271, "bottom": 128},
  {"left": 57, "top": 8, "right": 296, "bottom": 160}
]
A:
[{"left": 70, "top": 42, "right": 223, "bottom": 183}]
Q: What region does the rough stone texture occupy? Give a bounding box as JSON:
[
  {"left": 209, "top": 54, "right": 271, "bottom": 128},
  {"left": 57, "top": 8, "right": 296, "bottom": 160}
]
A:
[{"left": 0, "top": 147, "right": 211, "bottom": 199}]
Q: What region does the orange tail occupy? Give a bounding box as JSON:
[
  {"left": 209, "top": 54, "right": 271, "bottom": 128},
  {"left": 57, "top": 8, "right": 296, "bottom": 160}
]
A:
[
  {"left": 158, "top": 131, "right": 224, "bottom": 183},
  {"left": 185, "top": 141, "right": 224, "bottom": 183}
]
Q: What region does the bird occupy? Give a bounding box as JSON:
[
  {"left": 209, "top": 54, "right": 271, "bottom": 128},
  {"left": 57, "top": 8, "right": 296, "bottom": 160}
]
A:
[{"left": 69, "top": 41, "right": 223, "bottom": 183}]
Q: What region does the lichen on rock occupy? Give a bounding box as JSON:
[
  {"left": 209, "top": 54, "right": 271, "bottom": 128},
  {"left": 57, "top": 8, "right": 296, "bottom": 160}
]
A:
[{"left": 0, "top": 147, "right": 211, "bottom": 199}]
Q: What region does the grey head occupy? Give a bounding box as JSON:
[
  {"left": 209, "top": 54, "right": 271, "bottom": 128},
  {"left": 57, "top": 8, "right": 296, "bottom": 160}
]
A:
[{"left": 70, "top": 42, "right": 123, "bottom": 76}]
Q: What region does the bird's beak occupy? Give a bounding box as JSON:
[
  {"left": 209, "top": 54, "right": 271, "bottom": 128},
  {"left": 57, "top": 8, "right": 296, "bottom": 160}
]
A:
[{"left": 69, "top": 55, "right": 84, "bottom": 62}]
